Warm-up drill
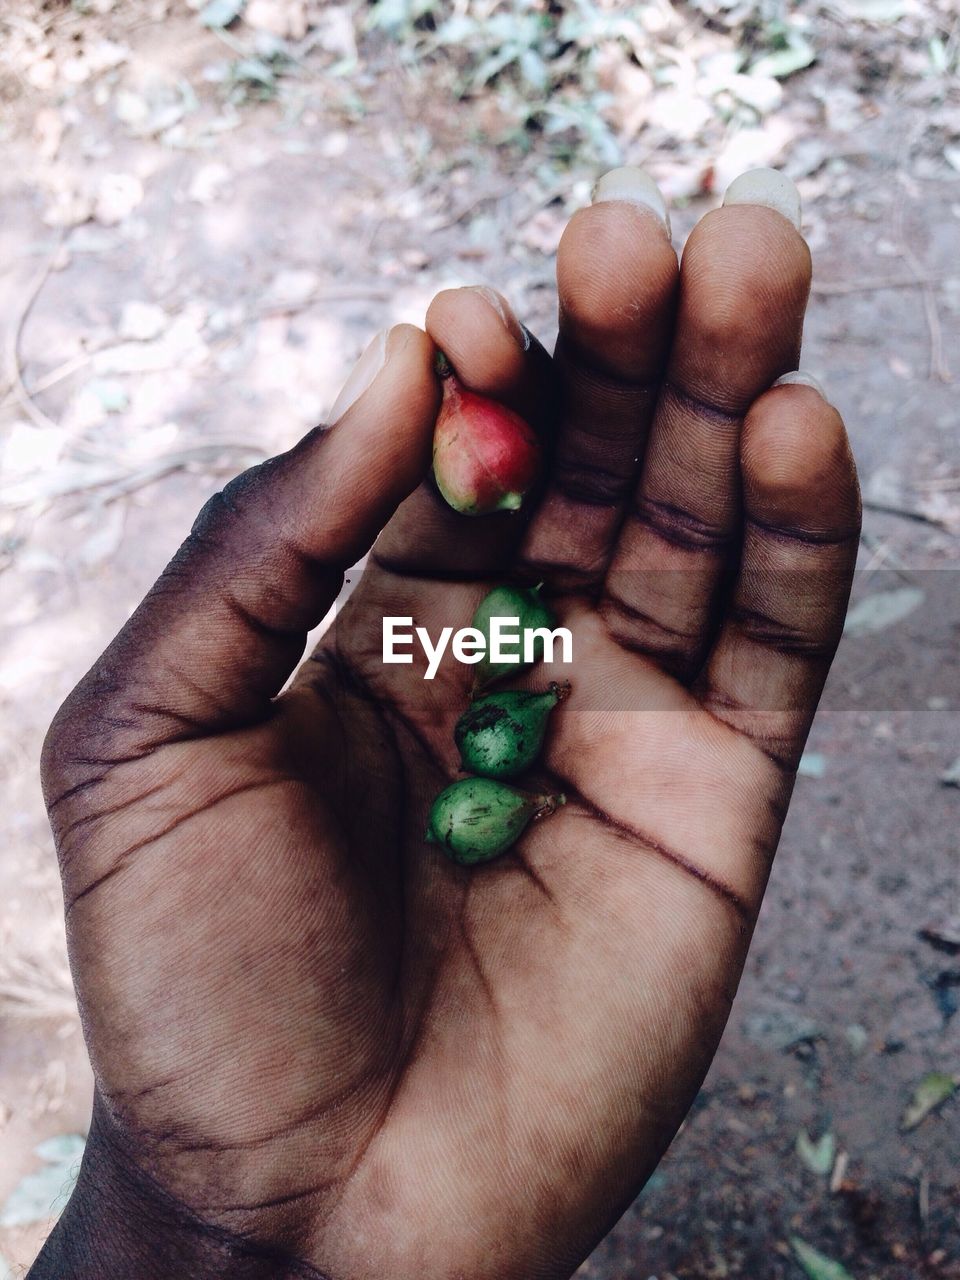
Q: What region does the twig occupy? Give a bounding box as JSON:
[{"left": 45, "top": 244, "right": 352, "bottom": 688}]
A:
[
  {"left": 425, "top": 185, "right": 515, "bottom": 233},
  {"left": 830, "top": 1149, "right": 849, "bottom": 1194},
  {"left": 913, "top": 474, "right": 960, "bottom": 492},
  {"left": 0, "top": 352, "right": 91, "bottom": 416},
  {"left": 811, "top": 273, "right": 948, "bottom": 295},
  {"left": 257, "top": 285, "right": 393, "bottom": 319},
  {"left": 893, "top": 188, "right": 952, "bottom": 383},
  {"left": 863, "top": 498, "right": 952, "bottom": 530},
  {"left": 0, "top": 444, "right": 266, "bottom": 513},
  {"left": 858, "top": 531, "right": 913, "bottom": 580},
  {"left": 918, "top": 1170, "right": 930, "bottom": 1229},
  {"left": 3, "top": 231, "right": 66, "bottom": 431}
]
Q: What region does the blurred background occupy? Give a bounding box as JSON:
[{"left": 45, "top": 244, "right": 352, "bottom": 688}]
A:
[{"left": 0, "top": 1, "right": 958, "bottom": 1276}]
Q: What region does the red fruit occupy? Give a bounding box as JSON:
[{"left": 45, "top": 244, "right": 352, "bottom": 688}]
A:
[{"left": 432, "top": 352, "right": 540, "bottom": 516}]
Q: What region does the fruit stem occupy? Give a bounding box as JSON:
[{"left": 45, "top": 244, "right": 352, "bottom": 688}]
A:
[
  {"left": 435, "top": 350, "right": 455, "bottom": 380},
  {"left": 534, "top": 793, "right": 566, "bottom": 820},
  {"left": 548, "top": 680, "right": 572, "bottom": 704}
]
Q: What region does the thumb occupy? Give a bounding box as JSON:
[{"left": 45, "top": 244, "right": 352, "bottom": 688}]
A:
[{"left": 43, "top": 324, "right": 439, "bottom": 789}]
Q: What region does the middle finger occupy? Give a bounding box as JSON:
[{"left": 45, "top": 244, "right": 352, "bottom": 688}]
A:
[{"left": 520, "top": 167, "right": 679, "bottom": 588}]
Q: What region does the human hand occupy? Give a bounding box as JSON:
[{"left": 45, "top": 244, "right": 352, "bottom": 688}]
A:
[{"left": 36, "top": 167, "right": 859, "bottom": 1280}]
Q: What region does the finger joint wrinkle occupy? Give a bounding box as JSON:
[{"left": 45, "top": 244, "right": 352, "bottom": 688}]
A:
[
  {"left": 728, "top": 605, "right": 838, "bottom": 658},
  {"left": 220, "top": 587, "right": 308, "bottom": 644},
  {"left": 551, "top": 458, "right": 635, "bottom": 506},
  {"left": 662, "top": 380, "right": 744, "bottom": 424},
  {"left": 746, "top": 515, "right": 860, "bottom": 547},
  {"left": 698, "top": 694, "right": 799, "bottom": 775},
  {"left": 630, "top": 495, "right": 733, "bottom": 553}
]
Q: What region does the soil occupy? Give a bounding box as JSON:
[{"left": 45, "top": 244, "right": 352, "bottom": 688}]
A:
[{"left": 0, "top": 3, "right": 957, "bottom": 1277}]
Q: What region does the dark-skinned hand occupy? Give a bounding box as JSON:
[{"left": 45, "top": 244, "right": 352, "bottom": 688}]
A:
[{"left": 37, "top": 167, "right": 860, "bottom": 1280}]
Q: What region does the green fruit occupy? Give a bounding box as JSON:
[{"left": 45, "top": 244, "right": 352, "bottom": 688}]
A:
[
  {"left": 424, "top": 778, "right": 565, "bottom": 865},
  {"left": 454, "top": 682, "right": 569, "bottom": 780},
  {"left": 471, "top": 584, "right": 558, "bottom": 693}
]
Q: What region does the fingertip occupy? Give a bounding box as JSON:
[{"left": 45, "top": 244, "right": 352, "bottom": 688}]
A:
[
  {"left": 673, "top": 207, "right": 811, "bottom": 404},
  {"left": 333, "top": 321, "right": 440, "bottom": 492},
  {"left": 424, "top": 286, "right": 530, "bottom": 400},
  {"left": 556, "top": 201, "right": 679, "bottom": 379},
  {"left": 741, "top": 383, "right": 860, "bottom": 537}
]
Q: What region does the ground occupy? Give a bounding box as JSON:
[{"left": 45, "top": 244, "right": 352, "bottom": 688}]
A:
[{"left": 0, "top": 2, "right": 958, "bottom": 1277}]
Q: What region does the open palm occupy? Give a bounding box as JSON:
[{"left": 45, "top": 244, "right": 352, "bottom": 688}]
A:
[{"left": 41, "top": 171, "right": 859, "bottom": 1280}]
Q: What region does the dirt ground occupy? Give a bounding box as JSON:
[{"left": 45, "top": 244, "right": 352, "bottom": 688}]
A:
[{"left": 0, "top": 2, "right": 958, "bottom": 1277}]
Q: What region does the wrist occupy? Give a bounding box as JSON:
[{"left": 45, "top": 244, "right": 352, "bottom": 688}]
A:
[{"left": 29, "top": 1094, "right": 331, "bottom": 1280}]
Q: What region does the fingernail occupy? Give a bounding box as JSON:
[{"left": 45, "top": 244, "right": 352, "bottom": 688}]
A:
[
  {"left": 330, "top": 329, "right": 388, "bottom": 423},
  {"left": 772, "top": 371, "right": 827, "bottom": 399},
  {"left": 591, "top": 166, "right": 671, "bottom": 237},
  {"left": 722, "top": 168, "right": 802, "bottom": 231},
  {"left": 466, "top": 286, "right": 529, "bottom": 350}
]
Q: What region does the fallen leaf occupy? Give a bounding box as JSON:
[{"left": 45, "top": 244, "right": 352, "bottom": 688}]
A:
[
  {"left": 34, "top": 107, "right": 64, "bottom": 161},
  {"left": 199, "top": 0, "right": 245, "bottom": 27},
  {"left": 790, "top": 1237, "right": 855, "bottom": 1280},
  {"left": 1, "top": 422, "right": 68, "bottom": 477},
  {"left": 744, "top": 1010, "right": 820, "bottom": 1051},
  {"left": 119, "top": 300, "right": 168, "bottom": 341},
  {"left": 920, "top": 920, "right": 960, "bottom": 954},
  {"left": 711, "top": 118, "right": 793, "bottom": 192},
  {"left": 842, "top": 587, "right": 924, "bottom": 636},
  {"left": 42, "top": 187, "right": 94, "bottom": 229},
  {"left": 749, "top": 33, "right": 816, "bottom": 80},
  {"left": 94, "top": 173, "right": 144, "bottom": 226},
  {"left": 265, "top": 268, "right": 320, "bottom": 309},
  {"left": 831, "top": 0, "right": 908, "bottom": 19},
  {"left": 246, "top": 0, "right": 307, "bottom": 38},
  {"left": 188, "top": 161, "right": 232, "bottom": 204},
  {"left": 796, "top": 1128, "right": 836, "bottom": 1175},
  {"left": 313, "top": 5, "right": 358, "bottom": 63},
  {"left": 115, "top": 89, "right": 150, "bottom": 128},
  {"left": 901, "top": 1072, "right": 957, "bottom": 1131},
  {"left": 797, "top": 751, "right": 827, "bottom": 779},
  {"left": 845, "top": 1024, "right": 869, "bottom": 1053},
  {"left": 723, "top": 72, "right": 783, "bottom": 116},
  {"left": 230, "top": 56, "right": 278, "bottom": 90}
]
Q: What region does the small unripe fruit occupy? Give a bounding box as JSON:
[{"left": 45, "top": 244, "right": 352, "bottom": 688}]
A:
[
  {"left": 424, "top": 778, "right": 565, "bottom": 864},
  {"left": 471, "top": 583, "right": 557, "bottom": 692},
  {"left": 454, "top": 682, "right": 569, "bottom": 780},
  {"left": 432, "top": 352, "right": 540, "bottom": 516}
]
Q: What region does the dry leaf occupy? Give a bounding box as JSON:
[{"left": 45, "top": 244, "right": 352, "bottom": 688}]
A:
[
  {"left": 33, "top": 107, "right": 64, "bottom": 161},
  {"left": 796, "top": 1129, "right": 836, "bottom": 1175},
  {"left": 901, "top": 1073, "right": 957, "bottom": 1131},
  {"left": 119, "top": 301, "right": 168, "bottom": 342},
  {"left": 842, "top": 587, "right": 924, "bottom": 636},
  {"left": 791, "top": 1238, "right": 855, "bottom": 1280},
  {"left": 95, "top": 173, "right": 144, "bottom": 226}
]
